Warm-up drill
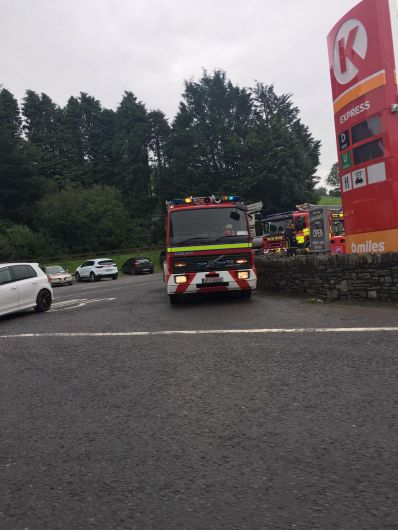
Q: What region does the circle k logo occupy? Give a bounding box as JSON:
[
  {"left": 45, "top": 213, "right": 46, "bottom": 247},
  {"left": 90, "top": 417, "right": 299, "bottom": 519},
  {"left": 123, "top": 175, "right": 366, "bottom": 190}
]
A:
[{"left": 333, "top": 18, "right": 368, "bottom": 85}]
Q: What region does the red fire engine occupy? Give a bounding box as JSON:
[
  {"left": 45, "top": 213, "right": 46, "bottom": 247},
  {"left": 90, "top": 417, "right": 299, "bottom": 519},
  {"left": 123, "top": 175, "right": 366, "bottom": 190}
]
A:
[
  {"left": 164, "top": 195, "right": 257, "bottom": 303},
  {"left": 262, "top": 208, "right": 345, "bottom": 254},
  {"left": 262, "top": 210, "right": 310, "bottom": 253}
]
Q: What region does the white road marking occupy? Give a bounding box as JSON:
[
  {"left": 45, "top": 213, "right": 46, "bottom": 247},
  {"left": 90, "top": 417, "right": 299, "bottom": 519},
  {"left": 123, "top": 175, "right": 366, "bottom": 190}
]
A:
[
  {"left": 51, "top": 297, "right": 116, "bottom": 312},
  {"left": 2, "top": 327, "right": 398, "bottom": 338}
]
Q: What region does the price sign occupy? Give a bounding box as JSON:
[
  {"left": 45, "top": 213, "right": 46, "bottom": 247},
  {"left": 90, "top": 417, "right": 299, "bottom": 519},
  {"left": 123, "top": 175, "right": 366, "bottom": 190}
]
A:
[
  {"left": 338, "top": 130, "right": 350, "bottom": 151},
  {"left": 341, "top": 151, "right": 353, "bottom": 170}
]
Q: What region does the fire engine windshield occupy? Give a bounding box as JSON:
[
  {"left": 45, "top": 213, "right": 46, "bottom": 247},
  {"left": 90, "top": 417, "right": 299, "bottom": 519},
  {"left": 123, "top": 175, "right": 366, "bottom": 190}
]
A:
[
  {"left": 331, "top": 219, "right": 344, "bottom": 236},
  {"left": 263, "top": 217, "right": 291, "bottom": 236},
  {"left": 169, "top": 207, "right": 249, "bottom": 245}
]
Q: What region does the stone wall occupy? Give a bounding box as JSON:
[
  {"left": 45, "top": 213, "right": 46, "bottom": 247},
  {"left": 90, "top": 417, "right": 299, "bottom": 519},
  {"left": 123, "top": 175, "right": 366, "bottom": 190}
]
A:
[{"left": 255, "top": 253, "right": 398, "bottom": 301}]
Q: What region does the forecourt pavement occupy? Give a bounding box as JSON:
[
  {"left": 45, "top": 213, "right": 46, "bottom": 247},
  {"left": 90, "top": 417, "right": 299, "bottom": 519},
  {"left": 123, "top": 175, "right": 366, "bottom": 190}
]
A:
[{"left": 1, "top": 273, "right": 398, "bottom": 529}]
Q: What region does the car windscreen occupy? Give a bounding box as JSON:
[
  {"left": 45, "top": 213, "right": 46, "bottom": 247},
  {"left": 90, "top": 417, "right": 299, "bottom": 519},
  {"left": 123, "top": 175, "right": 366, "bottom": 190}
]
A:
[
  {"left": 169, "top": 207, "right": 249, "bottom": 245},
  {"left": 98, "top": 260, "right": 115, "bottom": 265},
  {"left": 46, "top": 266, "right": 65, "bottom": 274}
]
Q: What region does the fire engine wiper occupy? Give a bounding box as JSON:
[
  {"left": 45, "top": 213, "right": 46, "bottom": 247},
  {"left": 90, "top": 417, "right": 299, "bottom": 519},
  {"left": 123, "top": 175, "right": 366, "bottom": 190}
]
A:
[
  {"left": 173, "top": 237, "right": 211, "bottom": 246},
  {"left": 211, "top": 235, "right": 241, "bottom": 243}
]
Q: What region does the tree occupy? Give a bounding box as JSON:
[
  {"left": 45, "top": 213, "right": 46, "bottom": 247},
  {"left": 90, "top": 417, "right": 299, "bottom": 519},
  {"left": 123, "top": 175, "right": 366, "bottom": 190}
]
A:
[
  {"left": 326, "top": 162, "right": 340, "bottom": 196},
  {"left": 36, "top": 186, "right": 132, "bottom": 253},
  {"left": 22, "top": 90, "right": 63, "bottom": 186},
  {"left": 147, "top": 110, "right": 170, "bottom": 199},
  {"left": 248, "top": 83, "right": 321, "bottom": 212},
  {"left": 59, "top": 95, "right": 86, "bottom": 184},
  {"left": 165, "top": 72, "right": 320, "bottom": 212},
  {"left": 113, "top": 91, "right": 150, "bottom": 203},
  {"left": 0, "top": 88, "right": 45, "bottom": 223},
  {"left": 0, "top": 87, "right": 22, "bottom": 136},
  {"left": 166, "top": 70, "right": 254, "bottom": 198}
]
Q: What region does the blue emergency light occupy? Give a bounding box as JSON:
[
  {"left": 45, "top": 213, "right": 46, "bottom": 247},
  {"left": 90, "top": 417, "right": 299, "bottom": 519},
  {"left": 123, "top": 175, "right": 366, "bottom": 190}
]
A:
[{"left": 166, "top": 195, "right": 242, "bottom": 206}]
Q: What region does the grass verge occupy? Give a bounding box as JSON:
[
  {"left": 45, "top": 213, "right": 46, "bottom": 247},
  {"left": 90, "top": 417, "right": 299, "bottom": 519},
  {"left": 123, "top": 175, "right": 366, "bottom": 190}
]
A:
[{"left": 43, "top": 249, "right": 162, "bottom": 275}]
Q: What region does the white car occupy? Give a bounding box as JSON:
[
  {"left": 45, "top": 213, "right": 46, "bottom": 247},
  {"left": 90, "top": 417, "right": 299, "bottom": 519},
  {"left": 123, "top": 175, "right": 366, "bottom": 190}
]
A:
[
  {"left": 75, "top": 258, "right": 118, "bottom": 282},
  {"left": 0, "top": 263, "right": 53, "bottom": 317}
]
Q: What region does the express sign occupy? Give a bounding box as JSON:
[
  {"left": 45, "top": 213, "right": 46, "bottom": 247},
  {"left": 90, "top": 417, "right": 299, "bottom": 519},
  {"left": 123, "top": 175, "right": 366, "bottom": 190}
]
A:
[{"left": 327, "top": 0, "right": 398, "bottom": 253}]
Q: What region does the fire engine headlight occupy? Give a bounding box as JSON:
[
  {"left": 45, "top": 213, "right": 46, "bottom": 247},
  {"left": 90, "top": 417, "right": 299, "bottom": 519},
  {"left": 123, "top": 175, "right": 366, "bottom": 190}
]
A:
[
  {"left": 174, "top": 262, "right": 186, "bottom": 268},
  {"left": 175, "top": 275, "right": 188, "bottom": 284},
  {"left": 235, "top": 258, "right": 248, "bottom": 264},
  {"left": 237, "top": 271, "right": 250, "bottom": 280}
]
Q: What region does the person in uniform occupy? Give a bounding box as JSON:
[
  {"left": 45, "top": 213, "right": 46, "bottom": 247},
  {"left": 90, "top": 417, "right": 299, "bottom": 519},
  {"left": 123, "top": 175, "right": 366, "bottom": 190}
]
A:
[{"left": 284, "top": 222, "right": 297, "bottom": 256}]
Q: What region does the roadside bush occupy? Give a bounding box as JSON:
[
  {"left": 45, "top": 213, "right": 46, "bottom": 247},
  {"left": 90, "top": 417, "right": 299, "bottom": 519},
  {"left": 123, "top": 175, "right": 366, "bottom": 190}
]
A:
[
  {"left": 36, "top": 186, "right": 132, "bottom": 253},
  {"left": 0, "top": 224, "right": 56, "bottom": 261}
]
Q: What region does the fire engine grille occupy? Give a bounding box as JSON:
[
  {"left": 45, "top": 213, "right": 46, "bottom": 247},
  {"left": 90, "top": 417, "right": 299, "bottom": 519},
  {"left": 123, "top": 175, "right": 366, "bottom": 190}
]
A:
[{"left": 172, "top": 253, "right": 251, "bottom": 273}]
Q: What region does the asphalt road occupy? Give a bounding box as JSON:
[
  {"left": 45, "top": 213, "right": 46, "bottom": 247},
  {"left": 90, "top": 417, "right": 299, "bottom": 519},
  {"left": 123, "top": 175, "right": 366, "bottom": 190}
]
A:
[{"left": 1, "top": 274, "right": 398, "bottom": 529}]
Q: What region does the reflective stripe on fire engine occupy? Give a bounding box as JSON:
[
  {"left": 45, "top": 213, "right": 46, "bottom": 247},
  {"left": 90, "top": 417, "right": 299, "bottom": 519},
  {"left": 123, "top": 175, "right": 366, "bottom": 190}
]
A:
[
  {"left": 167, "top": 269, "right": 257, "bottom": 294},
  {"left": 167, "top": 243, "right": 252, "bottom": 252}
]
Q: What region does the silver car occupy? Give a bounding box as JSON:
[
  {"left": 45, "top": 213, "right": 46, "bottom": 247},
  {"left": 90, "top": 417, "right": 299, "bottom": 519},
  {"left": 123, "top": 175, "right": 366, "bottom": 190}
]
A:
[{"left": 44, "top": 265, "right": 73, "bottom": 286}]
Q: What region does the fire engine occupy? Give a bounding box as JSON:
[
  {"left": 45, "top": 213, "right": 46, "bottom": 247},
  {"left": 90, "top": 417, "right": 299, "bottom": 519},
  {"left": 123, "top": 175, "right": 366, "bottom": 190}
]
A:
[
  {"left": 164, "top": 195, "right": 257, "bottom": 303},
  {"left": 262, "top": 207, "right": 345, "bottom": 254},
  {"left": 262, "top": 209, "right": 310, "bottom": 253}
]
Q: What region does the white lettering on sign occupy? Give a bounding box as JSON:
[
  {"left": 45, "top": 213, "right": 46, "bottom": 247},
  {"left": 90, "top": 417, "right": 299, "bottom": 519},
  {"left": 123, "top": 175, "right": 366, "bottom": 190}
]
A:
[
  {"left": 339, "top": 100, "right": 370, "bottom": 124},
  {"left": 312, "top": 228, "right": 324, "bottom": 238},
  {"left": 351, "top": 241, "right": 385, "bottom": 253},
  {"left": 341, "top": 173, "right": 352, "bottom": 192},
  {"left": 333, "top": 19, "right": 368, "bottom": 85}
]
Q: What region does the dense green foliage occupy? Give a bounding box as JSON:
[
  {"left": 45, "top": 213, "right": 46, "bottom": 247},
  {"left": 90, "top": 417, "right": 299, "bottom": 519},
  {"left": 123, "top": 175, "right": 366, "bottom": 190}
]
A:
[{"left": 0, "top": 70, "right": 321, "bottom": 260}]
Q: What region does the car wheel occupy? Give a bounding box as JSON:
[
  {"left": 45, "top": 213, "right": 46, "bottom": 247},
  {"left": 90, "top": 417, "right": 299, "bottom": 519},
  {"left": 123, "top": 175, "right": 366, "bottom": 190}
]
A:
[
  {"left": 35, "top": 289, "right": 52, "bottom": 312},
  {"left": 75, "top": 272, "right": 81, "bottom": 282},
  {"left": 90, "top": 272, "right": 96, "bottom": 282},
  {"left": 68, "top": 281, "right": 73, "bottom": 286},
  {"left": 112, "top": 274, "right": 118, "bottom": 280},
  {"left": 150, "top": 270, "right": 154, "bottom": 274},
  {"left": 169, "top": 294, "right": 179, "bottom": 305}
]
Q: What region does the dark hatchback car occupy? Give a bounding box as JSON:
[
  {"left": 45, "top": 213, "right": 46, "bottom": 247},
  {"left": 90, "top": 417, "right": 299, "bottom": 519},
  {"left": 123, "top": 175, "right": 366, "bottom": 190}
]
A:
[{"left": 122, "top": 257, "right": 154, "bottom": 275}]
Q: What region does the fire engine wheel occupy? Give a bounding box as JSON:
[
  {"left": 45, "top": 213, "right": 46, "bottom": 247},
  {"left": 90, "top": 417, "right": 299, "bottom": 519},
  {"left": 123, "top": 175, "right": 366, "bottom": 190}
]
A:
[
  {"left": 169, "top": 294, "right": 179, "bottom": 305},
  {"left": 240, "top": 290, "right": 252, "bottom": 300}
]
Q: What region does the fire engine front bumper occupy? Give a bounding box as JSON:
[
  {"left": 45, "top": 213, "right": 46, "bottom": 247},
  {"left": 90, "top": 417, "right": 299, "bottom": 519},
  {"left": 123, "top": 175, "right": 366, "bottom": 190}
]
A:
[{"left": 166, "top": 270, "right": 257, "bottom": 295}]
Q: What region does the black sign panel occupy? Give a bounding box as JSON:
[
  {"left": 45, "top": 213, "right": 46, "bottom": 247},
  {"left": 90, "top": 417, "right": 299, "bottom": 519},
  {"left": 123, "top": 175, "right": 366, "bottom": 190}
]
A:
[
  {"left": 309, "top": 207, "right": 330, "bottom": 253},
  {"left": 338, "top": 130, "right": 350, "bottom": 151}
]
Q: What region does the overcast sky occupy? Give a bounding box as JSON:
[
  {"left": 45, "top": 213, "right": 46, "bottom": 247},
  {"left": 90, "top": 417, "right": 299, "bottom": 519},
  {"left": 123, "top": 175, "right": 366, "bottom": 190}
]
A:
[{"left": 0, "top": 0, "right": 359, "bottom": 184}]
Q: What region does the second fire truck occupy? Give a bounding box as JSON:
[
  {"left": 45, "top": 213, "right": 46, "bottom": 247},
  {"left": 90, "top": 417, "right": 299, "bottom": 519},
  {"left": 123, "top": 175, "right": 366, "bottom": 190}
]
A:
[{"left": 262, "top": 207, "right": 345, "bottom": 254}]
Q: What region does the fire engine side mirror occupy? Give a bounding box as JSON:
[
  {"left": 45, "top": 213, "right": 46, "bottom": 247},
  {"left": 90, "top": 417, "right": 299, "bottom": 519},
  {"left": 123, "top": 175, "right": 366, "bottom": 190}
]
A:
[
  {"left": 252, "top": 237, "right": 263, "bottom": 249},
  {"left": 230, "top": 211, "right": 240, "bottom": 221}
]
